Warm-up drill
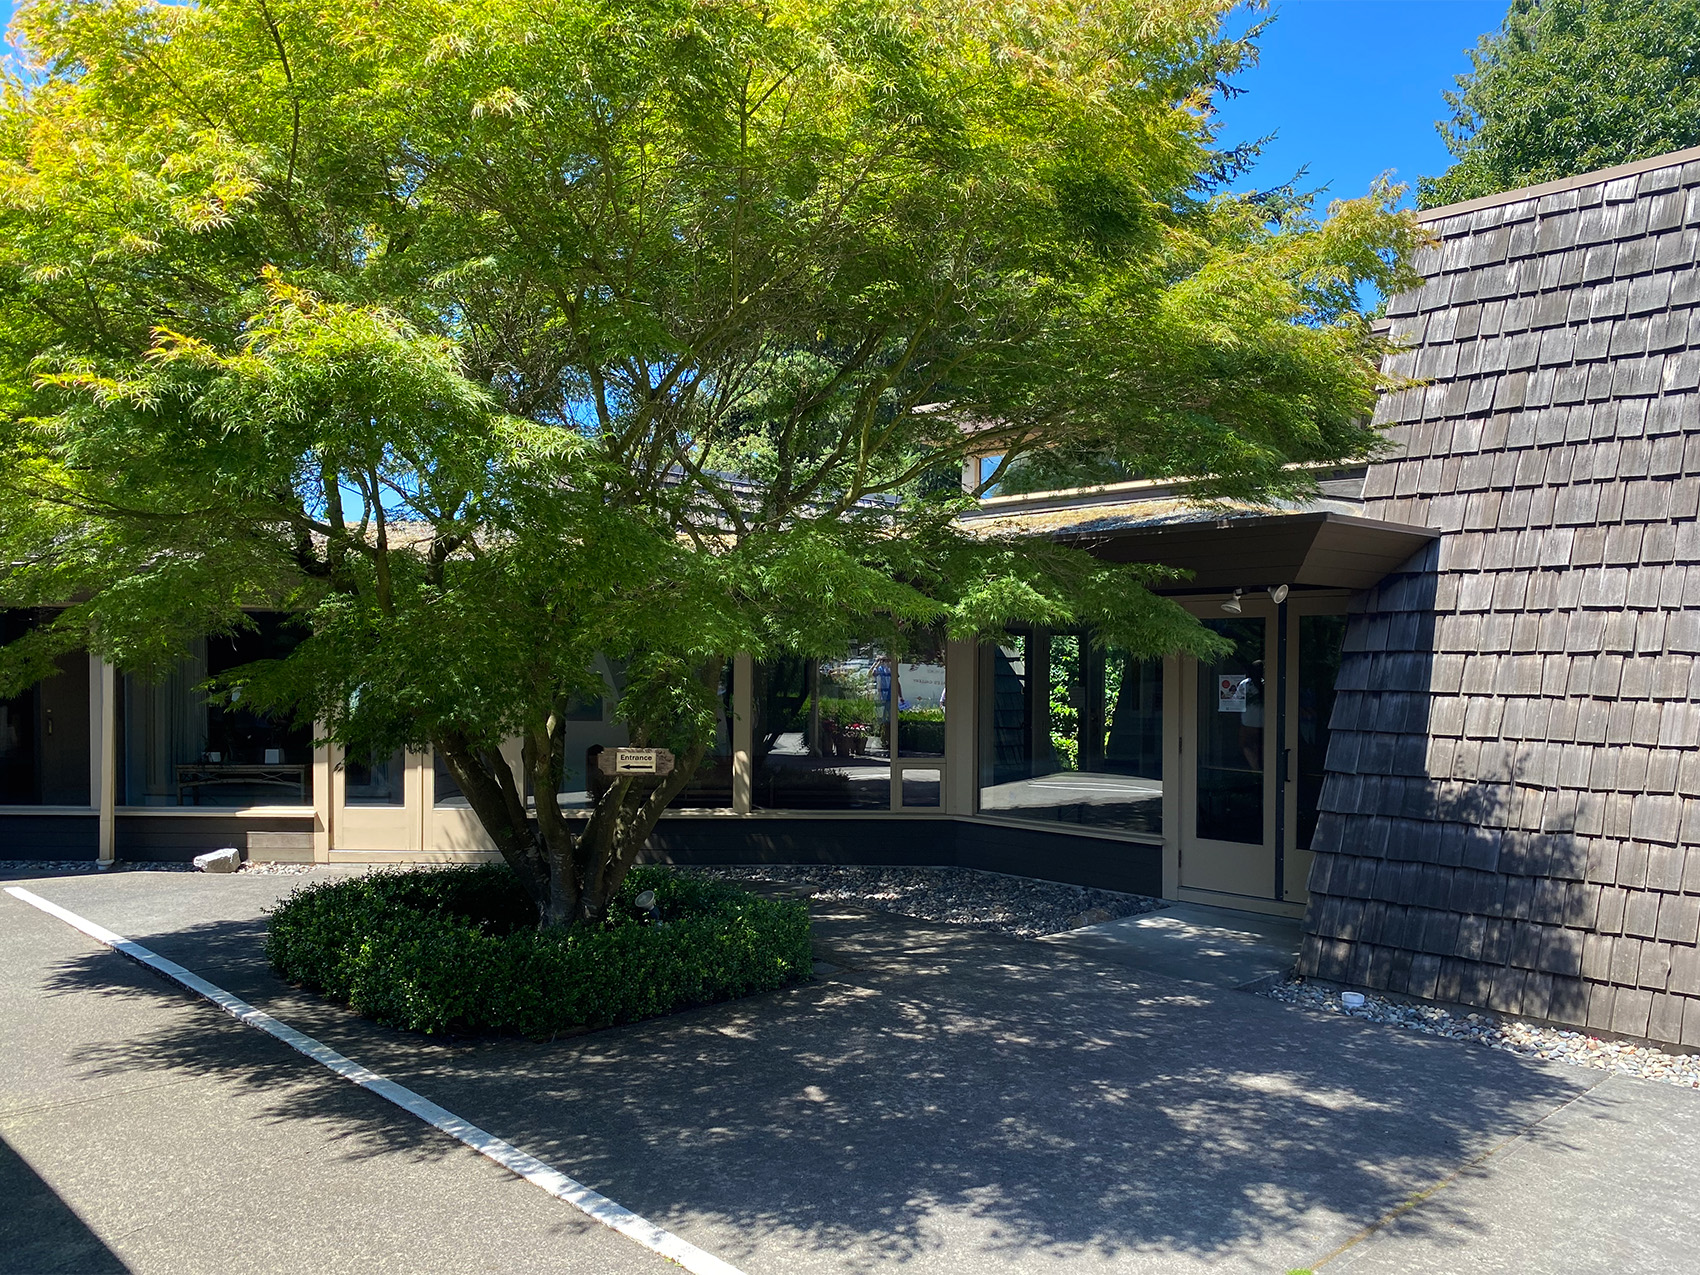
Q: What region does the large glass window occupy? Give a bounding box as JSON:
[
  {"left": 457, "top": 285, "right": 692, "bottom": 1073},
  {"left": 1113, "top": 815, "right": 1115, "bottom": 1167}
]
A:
[
  {"left": 431, "top": 658, "right": 733, "bottom": 813},
  {"left": 894, "top": 629, "right": 946, "bottom": 807},
  {"left": 551, "top": 658, "right": 633, "bottom": 811},
  {"left": 675, "top": 659, "right": 735, "bottom": 809},
  {"left": 0, "top": 611, "right": 91, "bottom": 807},
  {"left": 121, "top": 614, "right": 313, "bottom": 807},
  {"left": 753, "top": 645, "right": 891, "bottom": 809},
  {"left": 978, "top": 631, "right": 1163, "bottom": 834}
]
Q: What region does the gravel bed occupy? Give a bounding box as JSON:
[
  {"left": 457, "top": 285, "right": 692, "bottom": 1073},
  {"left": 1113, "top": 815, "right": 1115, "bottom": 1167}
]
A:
[
  {"left": 0, "top": 860, "right": 321, "bottom": 876},
  {"left": 1266, "top": 978, "right": 1700, "bottom": 1089},
  {"left": 686, "top": 864, "right": 1165, "bottom": 939},
  {"left": 0, "top": 860, "right": 192, "bottom": 874},
  {"left": 237, "top": 862, "right": 322, "bottom": 875}
]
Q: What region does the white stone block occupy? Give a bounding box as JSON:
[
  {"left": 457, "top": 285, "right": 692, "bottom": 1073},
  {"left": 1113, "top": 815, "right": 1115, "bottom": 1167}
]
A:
[{"left": 193, "top": 847, "right": 242, "bottom": 874}]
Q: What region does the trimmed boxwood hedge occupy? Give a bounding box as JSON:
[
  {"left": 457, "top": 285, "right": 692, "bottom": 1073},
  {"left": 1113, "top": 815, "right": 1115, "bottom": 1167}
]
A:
[{"left": 265, "top": 864, "right": 812, "bottom": 1037}]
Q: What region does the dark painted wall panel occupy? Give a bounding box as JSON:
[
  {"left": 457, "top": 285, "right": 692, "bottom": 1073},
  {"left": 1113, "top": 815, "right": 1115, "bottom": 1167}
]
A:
[
  {"left": 957, "top": 822, "right": 1164, "bottom": 898},
  {"left": 642, "top": 817, "right": 1165, "bottom": 896},
  {"left": 0, "top": 815, "right": 98, "bottom": 859},
  {"left": 116, "top": 816, "right": 315, "bottom": 862},
  {"left": 641, "top": 818, "right": 955, "bottom": 866}
]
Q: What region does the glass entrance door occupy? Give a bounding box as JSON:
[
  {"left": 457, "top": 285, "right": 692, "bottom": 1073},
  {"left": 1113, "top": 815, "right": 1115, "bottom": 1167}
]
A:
[
  {"left": 1178, "top": 602, "right": 1350, "bottom": 908},
  {"left": 1180, "top": 615, "right": 1277, "bottom": 899}
]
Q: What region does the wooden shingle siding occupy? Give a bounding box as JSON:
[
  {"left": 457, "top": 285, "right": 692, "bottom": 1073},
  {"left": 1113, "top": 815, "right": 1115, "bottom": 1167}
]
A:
[{"left": 1299, "top": 153, "right": 1700, "bottom": 1047}]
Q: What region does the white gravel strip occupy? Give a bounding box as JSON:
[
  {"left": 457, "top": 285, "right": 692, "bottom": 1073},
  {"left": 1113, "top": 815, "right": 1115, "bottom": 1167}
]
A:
[
  {"left": 0, "top": 860, "right": 321, "bottom": 875},
  {"left": 1266, "top": 978, "right": 1700, "bottom": 1089},
  {"left": 0, "top": 860, "right": 191, "bottom": 873},
  {"left": 687, "top": 864, "right": 1164, "bottom": 939}
]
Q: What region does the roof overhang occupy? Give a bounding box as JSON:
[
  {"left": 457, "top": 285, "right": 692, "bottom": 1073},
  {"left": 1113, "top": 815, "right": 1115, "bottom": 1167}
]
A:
[{"left": 1058, "top": 511, "right": 1438, "bottom": 593}]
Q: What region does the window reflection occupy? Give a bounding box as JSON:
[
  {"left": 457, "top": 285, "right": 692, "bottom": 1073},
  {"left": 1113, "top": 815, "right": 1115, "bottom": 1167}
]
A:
[
  {"left": 900, "top": 768, "right": 941, "bottom": 808},
  {"left": 432, "top": 750, "right": 469, "bottom": 808},
  {"left": 674, "top": 660, "right": 735, "bottom": 809},
  {"left": 896, "top": 629, "right": 946, "bottom": 760},
  {"left": 978, "top": 631, "right": 1163, "bottom": 833},
  {"left": 753, "top": 645, "right": 892, "bottom": 809},
  {"left": 344, "top": 749, "right": 404, "bottom": 806},
  {"left": 0, "top": 610, "right": 91, "bottom": 807},
  {"left": 1194, "top": 618, "right": 1265, "bottom": 845},
  {"left": 120, "top": 614, "right": 313, "bottom": 807}
]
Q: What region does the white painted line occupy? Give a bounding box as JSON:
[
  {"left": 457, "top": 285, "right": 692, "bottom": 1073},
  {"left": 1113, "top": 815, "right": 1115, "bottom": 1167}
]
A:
[{"left": 5, "top": 885, "right": 746, "bottom": 1275}]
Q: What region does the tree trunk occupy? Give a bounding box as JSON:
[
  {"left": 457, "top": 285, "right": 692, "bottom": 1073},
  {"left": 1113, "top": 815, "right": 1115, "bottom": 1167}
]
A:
[
  {"left": 572, "top": 735, "right": 710, "bottom": 922},
  {"left": 432, "top": 656, "right": 725, "bottom": 931},
  {"left": 432, "top": 730, "right": 565, "bottom": 920}
]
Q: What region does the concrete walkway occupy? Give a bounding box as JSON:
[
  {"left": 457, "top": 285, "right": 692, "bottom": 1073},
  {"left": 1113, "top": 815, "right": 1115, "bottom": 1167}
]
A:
[
  {"left": 1038, "top": 901, "right": 1302, "bottom": 990},
  {"left": 4, "top": 867, "right": 1699, "bottom": 1274}
]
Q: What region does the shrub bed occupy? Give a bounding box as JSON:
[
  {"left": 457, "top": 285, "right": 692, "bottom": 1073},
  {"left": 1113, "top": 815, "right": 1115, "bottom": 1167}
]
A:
[{"left": 265, "top": 864, "right": 812, "bottom": 1037}]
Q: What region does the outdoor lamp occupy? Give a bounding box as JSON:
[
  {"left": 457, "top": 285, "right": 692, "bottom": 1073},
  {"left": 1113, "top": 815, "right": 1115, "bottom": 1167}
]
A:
[
  {"left": 1220, "top": 589, "right": 1243, "bottom": 615},
  {"left": 1267, "top": 584, "right": 1289, "bottom": 604}
]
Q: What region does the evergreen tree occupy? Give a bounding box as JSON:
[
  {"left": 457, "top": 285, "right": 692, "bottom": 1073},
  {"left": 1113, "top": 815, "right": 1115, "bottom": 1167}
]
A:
[{"left": 1422, "top": 0, "right": 1700, "bottom": 208}]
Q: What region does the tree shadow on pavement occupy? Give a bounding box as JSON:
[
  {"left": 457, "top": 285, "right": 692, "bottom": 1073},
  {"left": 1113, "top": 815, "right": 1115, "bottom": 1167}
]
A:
[
  {"left": 34, "top": 895, "right": 1610, "bottom": 1272},
  {"left": 0, "top": 1133, "right": 131, "bottom": 1274}
]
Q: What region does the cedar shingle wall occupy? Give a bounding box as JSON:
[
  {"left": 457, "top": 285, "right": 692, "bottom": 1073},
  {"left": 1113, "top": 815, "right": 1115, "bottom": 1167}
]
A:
[{"left": 1298, "top": 156, "right": 1700, "bottom": 1047}]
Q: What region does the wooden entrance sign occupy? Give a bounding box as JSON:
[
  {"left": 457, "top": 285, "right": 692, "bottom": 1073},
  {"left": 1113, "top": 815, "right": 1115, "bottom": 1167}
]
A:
[{"left": 594, "top": 747, "right": 676, "bottom": 778}]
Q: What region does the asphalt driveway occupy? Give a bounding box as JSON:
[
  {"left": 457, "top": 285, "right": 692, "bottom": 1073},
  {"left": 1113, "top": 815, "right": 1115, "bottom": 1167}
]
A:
[{"left": 3, "top": 866, "right": 1696, "bottom": 1274}]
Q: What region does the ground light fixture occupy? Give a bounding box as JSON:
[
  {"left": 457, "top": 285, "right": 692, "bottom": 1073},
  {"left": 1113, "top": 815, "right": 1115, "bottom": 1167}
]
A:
[{"left": 1220, "top": 589, "right": 1243, "bottom": 615}]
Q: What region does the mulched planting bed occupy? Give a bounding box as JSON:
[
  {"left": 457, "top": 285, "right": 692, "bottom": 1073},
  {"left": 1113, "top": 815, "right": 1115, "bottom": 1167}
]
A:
[
  {"left": 686, "top": 864, "right": 1165, "bottom": 939},
  {"left": 1267, "top": 978, "right": 1700, "bottom": 1089}
]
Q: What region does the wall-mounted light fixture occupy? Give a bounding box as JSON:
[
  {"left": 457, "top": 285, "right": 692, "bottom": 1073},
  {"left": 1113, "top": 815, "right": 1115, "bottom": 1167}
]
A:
[
  {"left": 1267, "top": 584, "right": 1289, "bottom": 604},
  {"left": 1220, "top": 589, "right": 1244, "bottom": 615}
]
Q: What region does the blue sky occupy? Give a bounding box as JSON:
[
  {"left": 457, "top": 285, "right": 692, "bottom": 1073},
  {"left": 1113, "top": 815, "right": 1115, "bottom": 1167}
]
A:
[
  {"left": 1214, "top": 0, "right": 1510, "bottom": 210},
  {"left": 1, "top": 0, "right": 1506, "bottom": 209}
]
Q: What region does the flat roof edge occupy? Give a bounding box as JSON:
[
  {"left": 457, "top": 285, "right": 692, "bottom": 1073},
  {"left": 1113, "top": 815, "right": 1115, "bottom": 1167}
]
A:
[
  {"left": 1055, "top": 510, "right": 1438, "bottom": 538},
  {"left": 1416, "top": 144, "right": 1700, "bottom": 224}
]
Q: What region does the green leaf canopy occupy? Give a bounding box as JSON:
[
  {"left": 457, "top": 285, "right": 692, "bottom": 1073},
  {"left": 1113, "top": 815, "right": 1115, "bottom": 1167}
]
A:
[{"left": 0, "top": 0, "right": 1419, "bottom": 923}]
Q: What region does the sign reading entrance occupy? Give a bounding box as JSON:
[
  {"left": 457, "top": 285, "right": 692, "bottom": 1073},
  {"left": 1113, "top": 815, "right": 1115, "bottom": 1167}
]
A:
[
  {"left": 1217, "top": 676, "right": 1248, "bottom": 712},
  {"left": 596, "top": 747, "right": 676, "bottom": 777}
]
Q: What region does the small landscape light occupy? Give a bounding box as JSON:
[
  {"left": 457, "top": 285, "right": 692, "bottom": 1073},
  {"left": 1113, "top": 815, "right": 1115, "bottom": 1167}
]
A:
[{"left": 634, "top": 890, "right": 656, "bottom": 910}]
